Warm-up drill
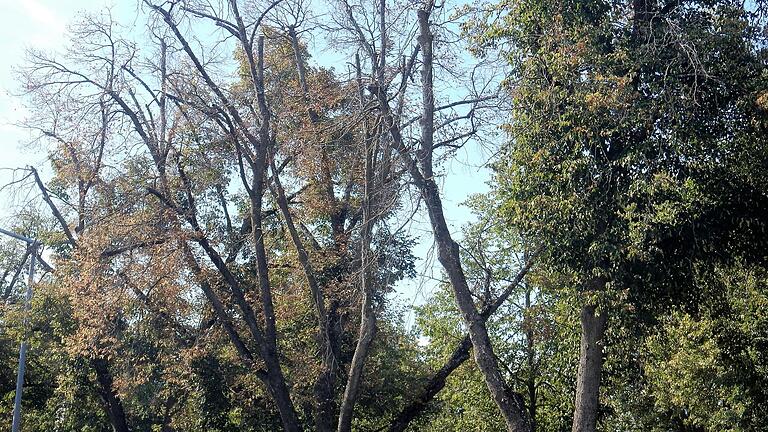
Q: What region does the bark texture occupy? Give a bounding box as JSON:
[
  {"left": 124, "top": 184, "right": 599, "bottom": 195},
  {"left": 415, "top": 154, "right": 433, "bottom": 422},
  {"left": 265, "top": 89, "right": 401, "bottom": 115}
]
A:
[
  {"left": 92, "top": 357, "right": 131, "bottom": 432},
  {"left": 337, "top": 101, "right": 377, "bottom": 432},
  {"left": 391, "top": 9, "right": 533, "bottom": 432},
  {"left": 571, "top": 302, "right": 607, "bottom": 432}
]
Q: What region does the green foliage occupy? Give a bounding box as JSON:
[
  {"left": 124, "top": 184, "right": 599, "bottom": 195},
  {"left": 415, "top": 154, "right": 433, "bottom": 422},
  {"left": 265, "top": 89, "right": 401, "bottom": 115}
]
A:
[
  {"left": 1, "top": 283, "right": 113, "bottom": 431},
  {"left": 3, "top": 1, "right": 768, "bottom": 430},
  {"left": 642, "top": 264, "right": 768, "bottom": 431},
  {"left": 483, "top": 0, "right": 768, "bottom": 301},
  {"left": 470, "top": 0, "right": 768, "bottom": 430},
  {"left": 411, "top": 195, "right": 581, "bottom": 430},
  {"left": 414, "top": 286, "right": 509, "bottom": 432}
]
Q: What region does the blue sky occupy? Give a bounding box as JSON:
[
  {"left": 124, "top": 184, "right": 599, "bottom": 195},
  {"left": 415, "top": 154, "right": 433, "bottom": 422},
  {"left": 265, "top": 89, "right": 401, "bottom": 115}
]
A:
[
  {"left": 0, "top": 0, "right": 494, "bottom": 319},
  {"left": 0, "top": 0, "right": 66, "bottom": 195},
  {"left": 0, "top": 0, "right": 117, "bottom": 217}
]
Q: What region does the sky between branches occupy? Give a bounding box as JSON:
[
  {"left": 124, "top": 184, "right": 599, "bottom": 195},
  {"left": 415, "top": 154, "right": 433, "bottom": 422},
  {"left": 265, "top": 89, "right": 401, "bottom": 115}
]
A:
[{"left": 0, "top": 0, "right": 494, "bottom": 324}]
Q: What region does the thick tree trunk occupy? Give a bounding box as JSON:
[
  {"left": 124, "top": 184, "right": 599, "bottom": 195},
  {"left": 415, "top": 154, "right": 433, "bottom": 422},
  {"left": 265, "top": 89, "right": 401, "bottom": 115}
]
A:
[
  {"left": 252, "top": 202, "right": 303, "bottom": 432},
  {"left": 314, "top": 369, "right": 337, "bottom": 432},
  {"left": 92, "top": 357, "right": 130, "bottom": 432},
  {"left": 388, "top": 258, "right": 535, "bottom": 432},
  {"left": 525, "top": 290, "right": 537, "bottom": 432},
  {"left": 264, "top": 353, "right": 303, "bottom": 432},
  {"left": 246, "top": 34, "right": 304, "bottom": 432},
  {"left": 571, "top": 303, "right": 607, "bottom": 432}
]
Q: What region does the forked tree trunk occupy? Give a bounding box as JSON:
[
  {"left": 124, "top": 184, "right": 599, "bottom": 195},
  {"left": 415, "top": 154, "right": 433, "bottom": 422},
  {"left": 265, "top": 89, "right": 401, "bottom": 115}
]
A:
[
  {"left": 571, "top": 302, "right": 607, "bottom": 432},
  {"left": 387, "top": 258, "right": 535, "bottom": 432},
  {"left": 406, "top": 9, "right": 532, "bottom": 432}
]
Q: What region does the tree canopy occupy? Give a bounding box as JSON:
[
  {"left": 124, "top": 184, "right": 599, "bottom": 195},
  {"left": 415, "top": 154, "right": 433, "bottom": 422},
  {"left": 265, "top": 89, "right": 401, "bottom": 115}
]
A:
[{"left": 1, "top": 0, "right": 766, "bottom": 431}]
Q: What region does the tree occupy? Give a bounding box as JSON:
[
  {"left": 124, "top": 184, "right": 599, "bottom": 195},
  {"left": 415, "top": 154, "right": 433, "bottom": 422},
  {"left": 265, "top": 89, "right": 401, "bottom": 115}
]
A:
[
  {"left": 475, "top": 0, "right": 768, "bottom": 430},
  {"left": 13, "top": 0, "right": 768, "bottom": 430},
  {"left": 11, "top": 1, "right": 451, "bottom": 430},
  {"left": 325, "top": 1, "right": 536, "bottom": 427},
  {"left": 411, "top": 194, "right": 574, "bottom": 431}
]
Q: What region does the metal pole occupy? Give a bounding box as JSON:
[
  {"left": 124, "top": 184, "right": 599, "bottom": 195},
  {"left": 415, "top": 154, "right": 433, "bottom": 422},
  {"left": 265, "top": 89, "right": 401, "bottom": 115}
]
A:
[{"left": 11, "top": 243, "right": 36, "bottom": 432}]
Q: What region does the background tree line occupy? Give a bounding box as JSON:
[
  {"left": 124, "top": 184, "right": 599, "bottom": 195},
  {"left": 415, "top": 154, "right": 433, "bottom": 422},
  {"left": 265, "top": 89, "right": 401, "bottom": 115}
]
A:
[{"left": 0, "top": 0, "right": 766, "bottom": 431}]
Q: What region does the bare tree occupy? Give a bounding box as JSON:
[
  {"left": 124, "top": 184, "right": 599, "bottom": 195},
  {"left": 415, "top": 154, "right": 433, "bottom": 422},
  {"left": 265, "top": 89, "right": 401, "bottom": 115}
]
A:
[
  {"left": 14, "top": 1, "right": 536, "bottom": 430},
  {"left": 324, "top": 0, "right": 533, "bottom": 429}
]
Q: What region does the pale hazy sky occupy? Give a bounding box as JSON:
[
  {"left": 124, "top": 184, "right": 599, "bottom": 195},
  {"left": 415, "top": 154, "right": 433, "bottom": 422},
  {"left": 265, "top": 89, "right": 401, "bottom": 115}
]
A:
[{"left": 0, "top": 0, "right": 119, "bottom": 217}]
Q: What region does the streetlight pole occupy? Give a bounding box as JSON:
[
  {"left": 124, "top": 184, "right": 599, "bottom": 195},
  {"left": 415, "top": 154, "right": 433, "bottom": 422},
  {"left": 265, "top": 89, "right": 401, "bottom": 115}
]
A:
[{"left": 0, "top": 228, "right": 39, "bottom": 432}]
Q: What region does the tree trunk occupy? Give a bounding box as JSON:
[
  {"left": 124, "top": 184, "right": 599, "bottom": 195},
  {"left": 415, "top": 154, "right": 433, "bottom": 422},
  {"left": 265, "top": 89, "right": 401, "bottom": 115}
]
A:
[
  {"left": 387, "top": 258, "right": 535, "bottom": 432},
  {"left": 264, "top": 353, "right": 303, "bottom": 432},
  {"left": 246, "top": 35, "right": 303, "bottom": 432},
  {"left": 314, "top": 369, "right": 337, "bottom": 432},
  {"left": 571, "top": 303, "right": 607, "bottom": 432},
  {"left": 92, "top": 357, "right": 130, "bottom": 432},
  {"left": 336, "top": 304, "right": 375, "bottom": 432},
  {"left": 414, "top": 172, "right": 531, "bottom": 432},
  {"left": 410, "top": 9, "right": 532, "bottom": 431},
  {"left": 525, "top": 290, "right": 537, "bottom": 432},
  {"left": 269, "top": 160, "right": 338, "bottom": 432},
  {"left": 337, "top": 113, "right": 377, "bottom": 432}
]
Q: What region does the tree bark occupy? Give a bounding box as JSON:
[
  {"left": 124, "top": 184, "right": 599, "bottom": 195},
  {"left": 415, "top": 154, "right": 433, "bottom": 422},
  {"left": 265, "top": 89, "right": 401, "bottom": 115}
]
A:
[
  {"left": 525, "top": 289, "right": 537, "bottom": 432},
  {"left": 390, "top": 9, "right": 532, "bottom": 432},
  {"left": 270, "top": 161, "right": 338, "bottom": 432},
  {"left": 384, "top": 111, "right": 532, "bottom": 432},
  {"left": 571, "top": 302, "right": 607, "bottom": 432},
  {"left": 146, "top": 6, "right": 304, "bottom": 430},
  {"left": 337, "top": 107, "right": 377, "bottom": 432},
  {"left": 280, "top": 32, "right": 342, "bottom": 430},
  {"left": 243, "top": 29, "right": 304, "bottom": 432},
  {"left": 388, "top": 257, "right": 535, "bottom": 431},
  {"left": 92, "top": 357, "right": 131, "bottom": 432}
]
